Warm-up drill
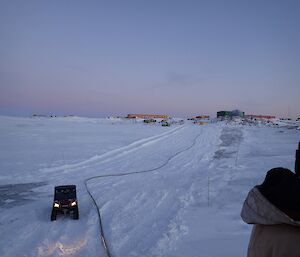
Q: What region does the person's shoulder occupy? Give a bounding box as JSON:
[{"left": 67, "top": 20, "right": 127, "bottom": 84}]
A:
[{"left": 248, "top": 224, "right": 300, "bottom": 257}]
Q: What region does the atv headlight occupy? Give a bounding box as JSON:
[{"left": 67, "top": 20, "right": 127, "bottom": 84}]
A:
[
  {"left": 54, "top": 202, "right": 60, "bottom": 208},
  {"left": 71, "top": 201, "right": 77, "bottom": 206}
]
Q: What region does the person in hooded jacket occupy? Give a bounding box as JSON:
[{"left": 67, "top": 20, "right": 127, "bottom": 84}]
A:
[{"left": 241, "top": 167, "right": 300, "bottom": 257}]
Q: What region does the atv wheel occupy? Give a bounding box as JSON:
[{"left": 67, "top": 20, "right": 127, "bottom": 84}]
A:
[
  {"left": 73, "top": 207, "right": 79, "bottom": 220},
  {"left": 51, "top": 209, "right": 57, "bottom": 221}
]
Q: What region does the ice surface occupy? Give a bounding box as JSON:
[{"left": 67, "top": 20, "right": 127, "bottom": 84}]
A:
[{"left": 0, "top": 116, "right": 299, "bottom": 257}]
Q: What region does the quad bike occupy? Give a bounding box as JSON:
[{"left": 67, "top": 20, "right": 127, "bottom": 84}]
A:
[{"left": 51, "top": 185, "right": 79, "bottom": 221}]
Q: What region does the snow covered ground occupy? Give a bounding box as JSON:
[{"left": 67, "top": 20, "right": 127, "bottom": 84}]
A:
[{"left": 0, "top": 116, "right": 299, "bottom": 257}]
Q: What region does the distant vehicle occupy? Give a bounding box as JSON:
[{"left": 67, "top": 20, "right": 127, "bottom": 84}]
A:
[
  {"left": 161, "top": 121, "right": 170, "bottom": 127},
  {"left": 51, "top": 185, "right": 79, "bottom": 221},
  {"left": 143, "top": 119, "right": 156, "bottom": 123},
  {"left": 176, "top": 120, "right": 185, "bottom": 125}
]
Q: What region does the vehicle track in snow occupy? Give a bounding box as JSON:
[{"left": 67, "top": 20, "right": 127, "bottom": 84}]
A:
[
  {"left": 0, "top": 126, "right": 186, "bottom": 257},
  {"left": 84, "top": 129, "right": 203, "bottom": 257},
  {"left": 17, "top": 126, "right": 187, "bottom": 257},
  {"left": 41, "top": 126, "right": 184, "bottom": 176}
]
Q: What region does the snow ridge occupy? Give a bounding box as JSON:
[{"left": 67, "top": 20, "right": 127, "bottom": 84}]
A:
[
  {"left": 40, "top": 126, "right": 184, "bottom": 174},
  {"left": 84, "top": 130, "right": 203, "bottom": 257}
]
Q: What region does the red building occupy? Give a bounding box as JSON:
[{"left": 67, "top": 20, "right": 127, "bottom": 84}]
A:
[
  {"left": 195, "top": 115, "right": 210, "bottom": 119},
  {"left": 127, "top": 114, "right": 169, "bottom": 119},
  {"left": 245, "top": 115, "right": 276, "bottom": 119}
]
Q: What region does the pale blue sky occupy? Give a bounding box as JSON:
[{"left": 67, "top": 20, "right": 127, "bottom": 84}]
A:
[{"left": 0, "top": 0, "right": 299, "bottom": 118}]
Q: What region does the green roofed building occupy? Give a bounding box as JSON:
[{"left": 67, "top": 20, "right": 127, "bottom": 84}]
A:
[
  {"left": 217, "top": 110, "right": 244, "bottom": 118},
  {"left": 217, "top": 111, "right": 232, "bottom": 118}
]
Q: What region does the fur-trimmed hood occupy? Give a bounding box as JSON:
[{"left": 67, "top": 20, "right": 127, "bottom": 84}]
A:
[{"left": 241, "top": 187, "right": 300, "bottom": 226}]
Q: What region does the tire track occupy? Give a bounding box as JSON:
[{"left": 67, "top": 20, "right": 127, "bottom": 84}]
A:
[
  {"left": 84, "top": 130, "right": 203, "bottom": 257},
  {"left": 41, "top": 126, "right": 184, "bottom": 175}
]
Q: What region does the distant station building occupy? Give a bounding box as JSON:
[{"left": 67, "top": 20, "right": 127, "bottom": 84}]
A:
[
  {"left": 217, "top": 111, "right": 231, "bottom": 118},
  {"left": 127, "top": 114, "right": 169, "bottom": 119},
  {"left": 32, "top": 114, "right": 47, "bottom": 117},
  {"left": 188, "top": 115, "right": 210, "bottom": 120},
  {"left": 195, "top": 115, "right": 210, "bottom": 119},
  {"left": 217, "top": 110, "right": 244, "bottom": 118},
  {"left": 245, "top": 115, "right": 276, "bottom": 119}
]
